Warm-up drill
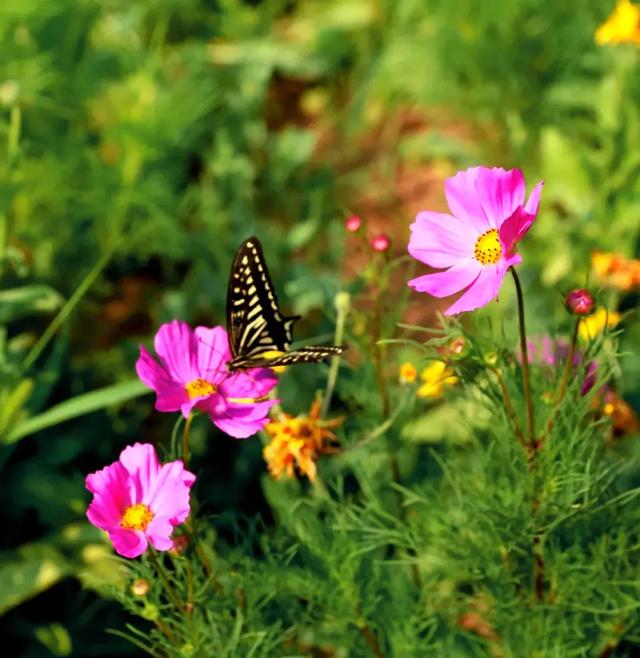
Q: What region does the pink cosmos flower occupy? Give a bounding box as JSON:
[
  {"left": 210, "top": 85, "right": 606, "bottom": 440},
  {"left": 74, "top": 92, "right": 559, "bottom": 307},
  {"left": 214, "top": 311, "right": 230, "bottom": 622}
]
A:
[
  {"left": 408, "top": 166, "right": 543, "bottom": 315},
  {"left": 136, "top": 320, "right": 278, "bottom": 439},
  {"left": 86, "top": 443, "right": 195, "bottom": 559}
]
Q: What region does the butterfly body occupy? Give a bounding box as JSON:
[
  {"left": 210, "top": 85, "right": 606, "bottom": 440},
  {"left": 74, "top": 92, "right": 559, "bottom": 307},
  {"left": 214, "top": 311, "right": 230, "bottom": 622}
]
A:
[{"left": 226, "top": 237, "right": 345, "bottom": 371}]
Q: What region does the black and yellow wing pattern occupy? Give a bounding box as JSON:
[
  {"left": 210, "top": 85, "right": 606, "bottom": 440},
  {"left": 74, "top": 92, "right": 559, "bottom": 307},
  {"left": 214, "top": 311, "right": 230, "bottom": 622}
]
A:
[{"left": 226, "top": 236, "right": 345, "bottom": 371}]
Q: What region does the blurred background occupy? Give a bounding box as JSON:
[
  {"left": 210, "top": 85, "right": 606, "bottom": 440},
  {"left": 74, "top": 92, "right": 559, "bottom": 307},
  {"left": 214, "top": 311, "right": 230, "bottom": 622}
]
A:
[{"left": 1, "top": 0, "right": 639, "bottom": 655}]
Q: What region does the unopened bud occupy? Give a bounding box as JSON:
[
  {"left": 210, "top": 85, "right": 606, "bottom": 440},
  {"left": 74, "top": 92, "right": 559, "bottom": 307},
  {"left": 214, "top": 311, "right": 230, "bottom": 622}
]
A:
[
  {"left": 446, "top": 336, "right": 468, "bottom": 358},
  {"left": 334, "top": 291, "right": 350, "bottom": 315},
  {"left": 131, "top": 578, "right": 150, "bottom": 597},
  {"left": 566, "top": 288, "right": 595, "bottom": 316},
  {"left": 344, "top": 215, "right": 362, "bottom": 232},
  {"left": 370, "top": 232, "right": 391, "bottom": 253},
  {"left": 169, "top": 534, "right": 189, "bottom": 556}
]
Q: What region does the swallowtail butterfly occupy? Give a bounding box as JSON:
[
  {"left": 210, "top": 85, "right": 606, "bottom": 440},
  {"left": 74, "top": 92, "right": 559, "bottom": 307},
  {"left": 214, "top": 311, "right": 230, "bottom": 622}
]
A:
[{"left": 226, "top": 236, "right": 345, "bottom": 371}]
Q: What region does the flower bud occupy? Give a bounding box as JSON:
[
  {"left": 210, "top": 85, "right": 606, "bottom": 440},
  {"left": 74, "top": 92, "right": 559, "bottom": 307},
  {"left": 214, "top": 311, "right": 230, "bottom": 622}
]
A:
[
  {"left": 565, "top": 288, "right": 595, "bottom": 316},
  {"left": 446, "top": 336, "right": 468, "bottom": 359},
  {"left": 370, "top": 232, "right": 391, "bottom": 253},
  {"left": 131, "top": 578, "right": 150, "bottom": 597},
  {"left": 169, "top": 534, "right": 189, "bottom": 556},
  {"left": 344, "top": 215, "right": 362, "bottom": 232}
]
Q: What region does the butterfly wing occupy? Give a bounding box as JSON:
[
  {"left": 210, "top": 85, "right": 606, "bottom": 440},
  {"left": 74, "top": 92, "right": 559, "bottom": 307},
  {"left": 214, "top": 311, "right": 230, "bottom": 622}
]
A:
[
  {"left": 233, "top": 345, "right": 346, "bottom": 369},
  {"left": 226, "top": 236, "right": 299, "bottom": 363}
]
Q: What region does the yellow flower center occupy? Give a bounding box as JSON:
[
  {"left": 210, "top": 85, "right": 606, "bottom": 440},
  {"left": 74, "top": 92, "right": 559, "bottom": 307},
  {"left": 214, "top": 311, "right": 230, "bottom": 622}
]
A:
[
  {"left": 473, "top": 229, "right": 502, "bottom": 265},
  {"left": 121, "top": 503, "right": 154, "bottom": 531},
  {"left": 185, "top": 378, "right": 216, "bottom": 399}
]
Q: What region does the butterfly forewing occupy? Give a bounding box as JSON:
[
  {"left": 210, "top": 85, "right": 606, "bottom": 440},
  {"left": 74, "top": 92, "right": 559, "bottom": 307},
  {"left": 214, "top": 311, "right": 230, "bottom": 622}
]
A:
[
  {"left": 226, "top": 236, "right": 346, "bottom": 372},
  {"left": 226, "top": 237, "right": 299, "bottom": 360}
]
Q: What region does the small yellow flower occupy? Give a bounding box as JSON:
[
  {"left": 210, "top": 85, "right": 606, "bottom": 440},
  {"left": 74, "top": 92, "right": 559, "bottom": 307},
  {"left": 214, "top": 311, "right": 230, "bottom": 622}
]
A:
[
  {"left": 263, "top": 399, "right": 342, "bottom": 481},
  {"left": 578, "top": 307, "right": 621, "bottom": 341},
  {"left": 595, "top": 0, "right": 640, "bottom": 46},
  {"left": 399, "top": 362, "right": 417, "bottom": 384},
  {"left": 417, "top": 360, "right": 458, "bottom": 399}
]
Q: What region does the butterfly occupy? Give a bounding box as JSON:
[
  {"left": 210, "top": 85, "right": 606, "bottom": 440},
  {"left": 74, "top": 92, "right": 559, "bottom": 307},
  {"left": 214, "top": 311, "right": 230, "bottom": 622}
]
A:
[{"left": 226, "top": 236, "right": 345, "bottom": 372}]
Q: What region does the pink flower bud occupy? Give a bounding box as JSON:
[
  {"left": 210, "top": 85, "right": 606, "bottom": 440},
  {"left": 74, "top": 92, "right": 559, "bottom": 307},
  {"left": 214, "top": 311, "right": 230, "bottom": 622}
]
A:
[
  {"left": 370, "top": 232, "right": 391, "bottom": 253},
  {"left": 566, "top": 288, "right": 596, "bottom": 316},
  {"left": 345, "top": 215, "right": 362, "bottom": 232}
]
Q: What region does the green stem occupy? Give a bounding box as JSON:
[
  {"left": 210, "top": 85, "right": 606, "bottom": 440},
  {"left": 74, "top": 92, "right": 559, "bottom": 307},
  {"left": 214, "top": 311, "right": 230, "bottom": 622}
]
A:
[
  {"left": 554, "top": 318, "right": 580, "bottom": 405},
  {"left": 321, "top": 292, "right": 349, "bottom": 418},
  {"left": 510, "top": 268, "right": 535, "bottom": 444},
  {"left": 182, "top": 414, "right": 194, "bottom": 469},
  {"left": 7, "top": 105, "right": 21, "bottom": 163},
  {"left": 24, "top": 248, "right": 113, "bottom": 371},
  {"left": 147, "top": 549, "right": 184, "bottom": 612},
  {"left": 541, "top": 318, "right": 581, "bottom": 441}
]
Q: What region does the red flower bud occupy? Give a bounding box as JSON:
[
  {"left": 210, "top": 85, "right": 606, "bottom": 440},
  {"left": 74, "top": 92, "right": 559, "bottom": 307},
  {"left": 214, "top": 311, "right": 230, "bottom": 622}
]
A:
[
  {"left": 344, "top": 215, "right": 362, "bottom": 232},
  {"left": 370, "top": 232, "right": 391, "bottom": 253},
  {"left": 566, "top": 288, "right": 596, "bottom": 316}
]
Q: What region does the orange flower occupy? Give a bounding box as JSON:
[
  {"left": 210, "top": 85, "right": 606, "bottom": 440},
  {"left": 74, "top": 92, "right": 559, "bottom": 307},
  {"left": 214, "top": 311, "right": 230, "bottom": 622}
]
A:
[
  {"left": 601, "top": 390, "right": 639, "bottom": 440},
  {"left": 591, "top": 250, "right": 640, "bottom": 291},
  {"left": 263, "top": 400, "right": 342, "bottom": 481},
  {"left": 595, "top": 0, "right": 640, "bottom": 46},
  {"left": 399, "top": 362, "right": 418, "bottom": 384}
]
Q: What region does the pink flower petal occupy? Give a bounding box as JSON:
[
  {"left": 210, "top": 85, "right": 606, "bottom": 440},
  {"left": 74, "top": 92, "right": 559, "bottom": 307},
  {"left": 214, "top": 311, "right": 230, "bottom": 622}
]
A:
[
  {"left": 222, "top": 369, "right": 278, "bottom": 400},
  {"left": 194, "top": 326, "right": 231, "bottom": 385},
  {"left": 445, "top": 167, "right": 525, "bottom": 231},
  {"left": 408, "top": 211, "right": 476, "bottom": 268},
  {"left": 210, "top": 398, "right": 277, "bottom": 439},
  {"left": 146, "top": 516, "right": 175, "bottom": 551},
  {"left": 498, "top": 207, "right": 537, "bottom": 255},
  {"left": 444, "top": 263, "right": 508, "bottom": 315},
  {"left": 108, "top": 527, "right": 148, "bottom": 558},
  {"left": 85, "top": 461, "right": 132, "bottom": 528},
  {"left": 408, "top": 259, "right": 482, "bottom": 298},
  {"left": 136, "top": 346, "right": 188, "bottom": 413},
  {"left": 118, "top": 443, "right": 161, "bottom": 503},
  {"left": 477, "top": 167, "right": 526, "bottom": 228},
  {"left": 524, "top": 180, "right": 544, "bottom": 216},
  {"left": 153, "top": 320, "right": 199, "bottom": 385},
  {"left": 144, "top": 461, "right": 195, "bottom": 525}
]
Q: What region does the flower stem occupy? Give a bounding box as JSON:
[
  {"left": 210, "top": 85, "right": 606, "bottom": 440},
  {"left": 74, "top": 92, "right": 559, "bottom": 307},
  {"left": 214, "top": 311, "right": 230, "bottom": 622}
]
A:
[
  {"left": 541, "top": 318, "right": 581, "bottom": 441},
  {"left": 182, "top": 413, "right": 194, "bottom": 469},
  {"left": 510, "top": 268, "right": 535, "bottom": 445},
  {"left": 321, "top": 291, "right": 349, "bottom": 418},
  {"left": 147, "top": 549, "right": 184, "bottom": 612},
  {"left": 554, "top": 318, "right": 580, "bottom": 405},
  {"left": 487, "top": 363, "right": 524, "bottom": 447}
]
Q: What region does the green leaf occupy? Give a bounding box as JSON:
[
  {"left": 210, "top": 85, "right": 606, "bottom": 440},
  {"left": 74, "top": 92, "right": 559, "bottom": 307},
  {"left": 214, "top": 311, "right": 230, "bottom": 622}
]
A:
[
  {"left": 0, "top": 285, "right": 64, "bottom": 323},
  {"left": 5, "top": 379, "right": 150, "bottom": 443}
]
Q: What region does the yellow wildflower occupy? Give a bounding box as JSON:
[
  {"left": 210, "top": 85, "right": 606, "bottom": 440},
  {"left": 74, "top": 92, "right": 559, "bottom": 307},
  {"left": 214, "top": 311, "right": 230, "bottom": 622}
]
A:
[
  {"left": 417, "top": 360, "right": 457, "bottom": 399},
  {"left": 263, "top": 399, "right": 342, "bottom": 481},
  {"left": 595, "top": 0, "right": 640, "bottom": 46},
  {"left": 399, "top": 362, "right": 417, "bottom": 384},
  {"left": 578, "top": 307, "right": 621, "bottom": 341}
]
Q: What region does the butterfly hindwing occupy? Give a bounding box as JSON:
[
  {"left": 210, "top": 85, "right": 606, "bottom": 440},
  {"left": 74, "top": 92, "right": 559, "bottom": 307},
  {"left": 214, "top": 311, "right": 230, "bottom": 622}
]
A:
[{"left": 226, "top": 236, "right": 345, "bottom": 372}]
